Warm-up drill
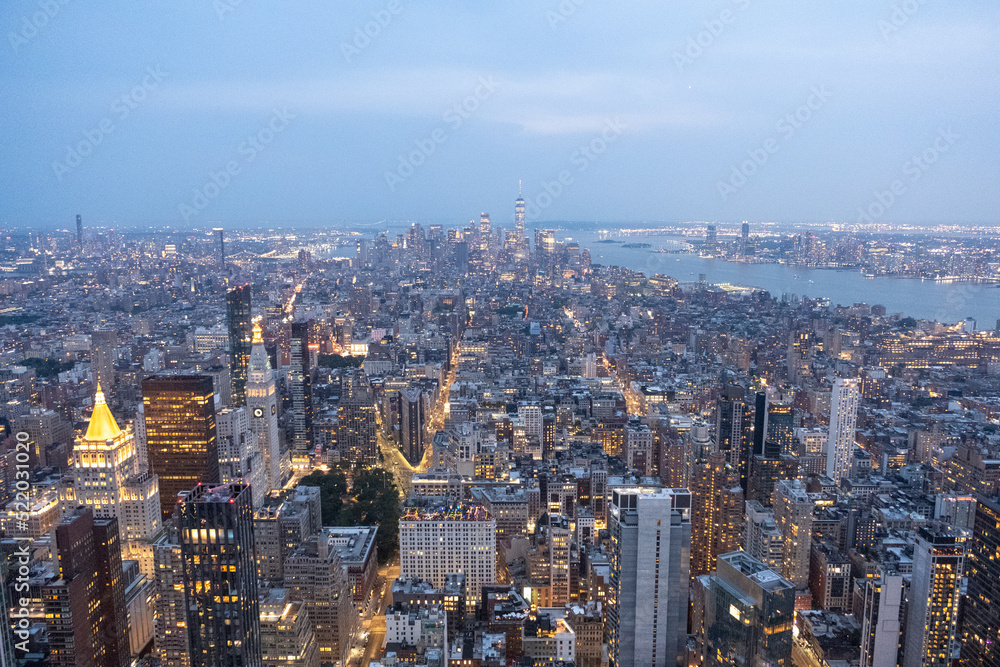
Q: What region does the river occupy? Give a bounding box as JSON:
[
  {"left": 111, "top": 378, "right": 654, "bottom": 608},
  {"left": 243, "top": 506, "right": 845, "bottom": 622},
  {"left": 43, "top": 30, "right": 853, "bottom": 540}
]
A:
[{"left": 568, "top": 231, "right": 999, "bottom": 326}]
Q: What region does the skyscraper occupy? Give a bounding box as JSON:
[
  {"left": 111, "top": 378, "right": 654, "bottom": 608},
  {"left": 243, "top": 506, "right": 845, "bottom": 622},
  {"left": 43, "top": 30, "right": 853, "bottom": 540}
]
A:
[
  {"left": 826, "top": 378, "right": 860, "bottom": 484},
  {"left": 44, "top": 507, "right": 130, "bottom": 667},
  {"left": 76, "top": 213, "right": 83, "bottom": 249},
  {"left": 289, "top": 321, "right": 314, "bottom": 460},
  {"left": 715, "top": 384, "right": 745, "bottom": 471},
  {"left": 902, "top": 523, "right": 968, "bottom": 667},
  {"left": 513, "top": 192, "right": 527, "bottom": 261},
  {"left": 67, "top": 386, "right": 162, "bottom": 543},
  {"left": 689, "top": 450, "right": 743, "bottom": 577},
  {"left": 772, "top": 479, "right": 813, "bottom": 589},
  {"left": 246, "top": 320, "right": 286, "bottom": 493},
  {"left": 216, "top": 405, "right": 266, "bottom": 508},
  {"left": 699, "top": 551, "right": 795, "bottom": 667},
  {"left": 958, "top": 496, "right": 1000, "bottom": 667},
  {"left": 338, "top": 372, "right": 378, "bottom": 466},
  {"left": 859, "top": 566, "right": 904, "bottom": 667},
  {"left": 178, "top": 483, "right": 262, "bottom": 667},
  {"left": 142, "top": 374, "right": 220, "bottom": 514},
  {"left": 400, "top": 387, "right": 425, "bottom": 466},
  {"left": 214, "top": 227, "right": 225, "bottom": 267},
  {"left": 608, "top": 487, "right": 691, "bottom": 667},
  {"left": 227, "top": 284, "right": 252, "bottom": 406},
  {"left": 91, "top": 328, "right": 117, "bottom": 393}
]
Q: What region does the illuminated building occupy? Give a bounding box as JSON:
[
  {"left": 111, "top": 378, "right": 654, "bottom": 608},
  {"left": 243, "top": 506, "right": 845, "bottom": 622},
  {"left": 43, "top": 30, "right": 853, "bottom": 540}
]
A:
[
  {"left": 143, "top": 374, "right": 220, "bottom": 515},
  {"left": 715, "top": 384, "right": 746, "bottom": 471},
  {"left": 902, "top": 523, "right": 968, "bottom": 667},
  {"left": 44, "top": 507, "right": 130, "bottom": 667},
  {"left": 66, "top": 386, "right": 162, "bottom": 571},
  {"left": 178, "top": 483, "right": 261, "bottom": 667},
  {"left": 808, "top": 541, "right": 851, "bottom": 612},
  {"left": 337, "top": 372, "right": 378, "bottom": 466},
  {"left": 399, "top": 506, "right": 496, "bottom": 609},
  {"left": 608, "top": 487, "right": 691, "bottom": 667},
  {"left": 743, "top": 500, "right": 784, "bottom": 571},
  {"left": 259, "top": 589, "right": 320, "bottom": 667},
  {"left": 859, "top": 566, "right": 903, "bottom": 667},
  {"left": 826, "top": 378, "right": 860, "bottom": 484},
  {"left": 152, "top": 534, "right": 190, "bottom": 667},
  {"left": 216, "top": 405, "right": 266, "bottom": 508},
  {"left": 958, "top": 496, "right": 1000, "bottom": 667},
  {"left": 689, "top": 450, "right": 743, "bottom": 577},
  {"left": 289, "top": 321, "right": 314, "bottom": 460},
  {"left": 772, "top": 479, "right": 813, "bottom": 589},
  {"left": 246, "top": 320, "right": 287, "bottom": 492},
  {"left": 227, "top": 284, "right": 252, "bottom": 406},
  {"left": 699, "top": 551, "right": 794, "bottom": 667}
]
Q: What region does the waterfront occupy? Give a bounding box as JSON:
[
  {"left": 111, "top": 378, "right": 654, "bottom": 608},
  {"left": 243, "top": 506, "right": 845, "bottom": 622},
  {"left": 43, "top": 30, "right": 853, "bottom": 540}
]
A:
[{"left": 570, "top": 231, "right": 999, "bottom": 326}]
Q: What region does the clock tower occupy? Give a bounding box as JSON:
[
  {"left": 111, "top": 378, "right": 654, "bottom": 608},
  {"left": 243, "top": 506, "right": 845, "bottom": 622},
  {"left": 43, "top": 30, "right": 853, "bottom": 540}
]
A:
[{"left": 246, "top": 320, "right": 288, "bottom": 492}]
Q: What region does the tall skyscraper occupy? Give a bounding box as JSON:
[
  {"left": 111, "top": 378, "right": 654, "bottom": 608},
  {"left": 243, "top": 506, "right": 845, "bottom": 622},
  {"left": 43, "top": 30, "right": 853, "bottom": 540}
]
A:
[
  {"left": 958, "top": 496, "right": 1000, "bottom": 667},
  {"left": 76, "top": 213, "right": 83, "bottom": 249},
  {"left": 246, "top": 321, "right": 286, "bottom": 493},
  {"left": 214, "top": 227, "right": 225, "bottom": 267},
  {"left": 689, "top": 450, "right": 743, "bottom": 577},
  {"left": 152, "top": 534, "right": 191, "bottom": 667},
  {"left": 289, "top": 321, "right": 314, "bottom": 460},
  {"left": 142, "top": 374, "right": 220, "bottom": 514},
  {"left": 699, "top": 551, "right": 795, "bottom": 667},
  {"left": 715, "top": 384, "right": 745, "bottom": 471},
  {"left": 513, "top": 192, "right": 527, "bottom": 261},
  {"left": 44, "top": 508, "right": 130, "bottom": 667},
  {"left": 338, "top": 372, "right": 378, "bottom": 466},
  {"left": 902, "top": 523, "right": 968, "bottom": 667},
  {"left": 216, "top": 405, "right": 267, "bottom": 508},
  {"left": 400, "top": 387, "right": 425, "bottom": 466},
  {"left": 91, "top": 328, "right": 117, "bottom": 393},
  {"left": 608, "top": 487, "right": 691, "bottom": 667},
  {"left": 227, "top": 284, "right": 252, "bottom": 406},
  {"left": 0, "top": 558, "right": 15, "bottom": 667},
  {"left": 66, "top": 386, "right": 161, "bottom": 544},
  {"left": 772, "top": 479, "right": 813, "bottom": 589},
  {"left": 178, "top": 483, "right": 262, "bottom": 667},
  {"left": 859, "top": 566, "right": 904, "bottom": 667},
  {"left": 826, "top": 378, "right": 860, "bottom": 484},
  {"left": 740, "top": 221, "right": 750, "bottom": 255}
]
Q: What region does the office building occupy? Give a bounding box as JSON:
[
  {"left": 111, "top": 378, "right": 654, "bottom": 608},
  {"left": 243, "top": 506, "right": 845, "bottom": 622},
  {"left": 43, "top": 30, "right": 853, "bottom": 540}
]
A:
[
  {"left": 216, "top": 405, "right": 267, "bottom": 508},
  {"left": 227, "top": 284, "right": 252, "bottom": 406},
  {"left": 214, "top": 227, "right": 225, "bottom": 267},
  {"left": 699, "top": 551, "right": 794, "bottom": 667},
  {"left": 400, "top": 386, "right": 426, "bottom": 466},
  {"left": 772, "top": 479, "right": 813, "bottom": 589},
  {"left": 44, "top": 507, "right": 130, "bottom": 667},
  {"left": 859, "top": 566, "right": 904, "bottom": 667},
  {"left": 67, "top": 386, "right": 162, "bottom": 544},
  {"left": 285, "top": 533, "right": 357, "bottom": 667},
  {"left": 152, "top": 534, "right": 191, "bottom": 667},
  {"left": 958, "top": 496, "right": 1000, "bottom": 667},
  {"left": 92, "top": 328, "right": 117, "bottom": 392},
  {"left": 689, "top": 450, "right": 743, "bottom": 577},
  {"left": 744, "top": 500, "right": 784, "bottom": 571},
  {"left": 715, "top": 384, "right": 745, "bottom": 471},
  {"left": 399, "top": 506, "right": 497, "bottom": 608},
  {"left": 259, "top": 589, "right": 320, "bottom": 667},
  {"left": 143, "top": 374, "right": 220, "bottom": 514},
  {"left": 247, "top": 320, "right": 287, "bottom": 493},
  {"left": 902, "top": 523, "right": 968, "bottom": 667},
  {"left": 289, "top": 321, "right": 314, "bottom": 459},
  {"left": 826, "top": 378, "right": 860, "bottom": 484},
  {"left": 608, "top": 487, "right": 691, "bottom": 667},
  {"left": 76, "top": 213, "right": 83, "bottom": 249},
  {"left": 337, "top": 372, "right": 379, "bottom": 466},
  {"left": 178, "top": 483, "right": 262, "bottom": 667}
]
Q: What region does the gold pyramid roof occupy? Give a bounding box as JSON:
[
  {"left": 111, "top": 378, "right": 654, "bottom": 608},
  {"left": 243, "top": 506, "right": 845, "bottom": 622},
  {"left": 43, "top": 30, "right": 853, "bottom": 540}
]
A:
[{"left": 84, "top": 384, "right": 122, "bottom": 441}]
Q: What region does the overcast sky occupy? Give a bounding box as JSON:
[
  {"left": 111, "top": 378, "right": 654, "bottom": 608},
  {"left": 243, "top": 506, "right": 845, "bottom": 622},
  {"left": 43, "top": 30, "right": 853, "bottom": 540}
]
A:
[{"left": 2, "top": 0, "right": 998, "bottom": 230}]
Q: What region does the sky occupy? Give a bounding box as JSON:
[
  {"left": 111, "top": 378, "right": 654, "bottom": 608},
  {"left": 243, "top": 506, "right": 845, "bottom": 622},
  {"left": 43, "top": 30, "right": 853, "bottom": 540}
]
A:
[{"left": 2, "top": 0, "right": 999, "bottom": 230}]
